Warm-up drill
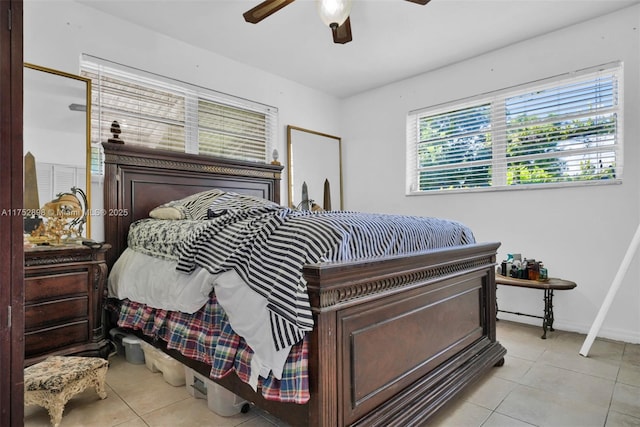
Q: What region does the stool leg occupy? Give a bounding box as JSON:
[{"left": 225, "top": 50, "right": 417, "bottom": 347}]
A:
[
  {"left": 25, "top": 391, "right": 65, "bottom": 427},
  {"left": 93, "top": 366, "right": 108, "bottom": 399},
  {"left": 47, "top": 399, "right": 65, "bottom": 427}
]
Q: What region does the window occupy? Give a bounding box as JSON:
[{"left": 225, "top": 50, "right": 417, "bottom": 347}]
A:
[
  {"left": 407, "top": 62, "right": 622, "bottom": 194},
  {"left": 81, "top": 55, "right": 278, "bottom": 175}
]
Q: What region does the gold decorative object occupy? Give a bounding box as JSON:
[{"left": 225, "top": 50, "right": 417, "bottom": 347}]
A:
[{"left": 29, "top": 187, "right": 88, "bottom": 245}]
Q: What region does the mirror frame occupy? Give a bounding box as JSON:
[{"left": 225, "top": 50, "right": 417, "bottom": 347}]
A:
[
  {"left": 24, "top": 63, "right": 92, "bottom": 237},
  {"left": 287, "top": 125, "right": 343, "bottom": 210}
]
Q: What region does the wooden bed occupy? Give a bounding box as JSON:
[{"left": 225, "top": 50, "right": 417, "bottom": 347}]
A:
[{"left": 102, "top": 141, "right": 506, "bottom": 426}]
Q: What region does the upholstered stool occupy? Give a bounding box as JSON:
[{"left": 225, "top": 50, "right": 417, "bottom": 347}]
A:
[{"left": 24, "top": 356, "right": 109, "bottom": 427}]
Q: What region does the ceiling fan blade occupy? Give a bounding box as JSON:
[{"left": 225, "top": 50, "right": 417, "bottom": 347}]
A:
[
  {"left": 332, "top": 17, "right": 352, "bottom": 44},
  {"left": 243, "top": 0, "right": 296, "bottom": 24},
  {"left": 405, "top": 0, "right": 431, "bottom": 4}
]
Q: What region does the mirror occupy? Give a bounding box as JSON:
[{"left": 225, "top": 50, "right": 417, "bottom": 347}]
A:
[
  {"left": 23, "top": 63, "right": 92, "bottom": 238},
  {"left": 287, "top": 125, "right": 343, "bottom": 211}
]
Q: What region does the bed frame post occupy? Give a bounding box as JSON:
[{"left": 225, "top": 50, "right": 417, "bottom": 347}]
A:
[
  {"left": 308, "top": 312, "right": 339, "bottom": 427},
  {"left": 487, "top": 257, "right": 498, "bottom": 342},
  {"left": 102, "top": 153, "right": 120, "bottom": 268}
]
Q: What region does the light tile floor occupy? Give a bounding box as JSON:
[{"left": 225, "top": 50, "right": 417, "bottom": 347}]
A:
[{"left": 24, "top": 321, "right": 640, "bottom": 427}]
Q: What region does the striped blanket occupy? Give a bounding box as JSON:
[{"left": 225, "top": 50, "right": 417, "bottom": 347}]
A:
[{"left": 128, "top": 192, "right": 475, "bottom": 351}]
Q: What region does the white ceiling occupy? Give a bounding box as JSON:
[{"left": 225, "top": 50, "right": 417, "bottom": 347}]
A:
[{"left": 77, "top": 0, "right": 640, "bottom": 98}]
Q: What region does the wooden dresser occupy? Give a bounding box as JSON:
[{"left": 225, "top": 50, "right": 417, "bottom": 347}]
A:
[{"left": 24, "top": 244, "right": 111, "bottom": 366}]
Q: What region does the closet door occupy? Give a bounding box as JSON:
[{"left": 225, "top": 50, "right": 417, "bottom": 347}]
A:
[{"left": 0, "top": 1, "right": 25, "bottom": 426}]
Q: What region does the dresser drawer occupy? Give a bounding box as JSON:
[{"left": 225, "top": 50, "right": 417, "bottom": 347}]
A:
[
  {"left": 25, "top": 271, "right": 88, "bottom": 302},
  {"left": 25, "top": 296, "right": 89, "bottom": 330},
  {"left": 25, "top": 321, "right": 89, "bottom": 357}
]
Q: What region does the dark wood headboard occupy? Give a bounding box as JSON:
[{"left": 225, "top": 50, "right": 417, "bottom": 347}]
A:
[{"left": 102, "top": 142, "right": 283, "bottom": 268}]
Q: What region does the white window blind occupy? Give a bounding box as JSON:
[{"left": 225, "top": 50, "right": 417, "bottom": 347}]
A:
[
  {"left": 81, "top": 55, "right": 278, "bottom": 175},
  {"left": 407, "top": 62, "right": 622, "bottom": 193},
  {"left": 35, "top": 163, "right": 85, "bottom": 208}
]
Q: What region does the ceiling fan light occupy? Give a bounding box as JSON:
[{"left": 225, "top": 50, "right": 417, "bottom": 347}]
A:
[{"left": 317, "top": 0, "right": 352, "bottom": 28}]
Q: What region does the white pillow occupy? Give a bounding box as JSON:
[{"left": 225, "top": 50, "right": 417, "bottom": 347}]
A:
[{"left": 148, "top": 206, "right": 185, "bottom": 220}]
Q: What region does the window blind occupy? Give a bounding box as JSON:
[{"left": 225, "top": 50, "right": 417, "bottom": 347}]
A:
[
  {"left": 81, "top": 55, "right": 278, "bottom": 175},
  {"left": 407, "top": 62, "right": 622, "bottom": 193},
  {"left": 35, "top": 163, "right": 85, "bottom": 210}
]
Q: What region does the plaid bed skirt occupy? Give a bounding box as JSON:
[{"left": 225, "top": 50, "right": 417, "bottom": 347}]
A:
[{"left": 117, "top": 294, "right": 310, "bottom": 404}]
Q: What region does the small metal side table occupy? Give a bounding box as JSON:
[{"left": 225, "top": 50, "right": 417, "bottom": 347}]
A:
[{"left": 495, "top": 276, "right": 577, "bottom": 339}]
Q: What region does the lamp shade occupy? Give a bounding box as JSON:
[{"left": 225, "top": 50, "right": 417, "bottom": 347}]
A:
[{"left": 317, "top": 0, "right": 352, "bottom": 28}]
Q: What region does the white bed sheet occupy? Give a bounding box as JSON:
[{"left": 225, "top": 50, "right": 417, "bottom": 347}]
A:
[
  {"left": 108, "top": 248, "right": 292, "bottom": 383},
  {"left": 108, "top": 248, "right": 215, "bottom": 313}
]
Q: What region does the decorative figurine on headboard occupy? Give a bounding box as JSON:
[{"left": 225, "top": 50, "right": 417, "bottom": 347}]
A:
[
  {"left": 323, "top": 178, "right": 332, "bottom": 211},
  {"left": 271, "top": 148, "right": 280, "bottom": 165},
  {"left": 107, "top": 120, "right": 124, "bottom": 144}
]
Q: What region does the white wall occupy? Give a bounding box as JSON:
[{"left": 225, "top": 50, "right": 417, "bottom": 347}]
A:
[
  {"left": 23, "top": 0, "right": 343, "bottom": 240},
  {"left": 341, "top": 6, "right": 640, "bottom": 344}
]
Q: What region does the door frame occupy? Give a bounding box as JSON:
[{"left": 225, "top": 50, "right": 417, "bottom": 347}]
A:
[{"left": 0, "top": 0, "right": 25, "bottom": 425}]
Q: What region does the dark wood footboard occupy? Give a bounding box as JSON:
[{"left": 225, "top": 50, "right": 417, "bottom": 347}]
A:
[{"left": 304, "top": 242, "right": 504, "bottom": 426}]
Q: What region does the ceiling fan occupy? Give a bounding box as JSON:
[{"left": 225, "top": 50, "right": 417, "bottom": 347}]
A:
[{"left": 243, "top": 0, "right": 431, "bottom": 44}]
